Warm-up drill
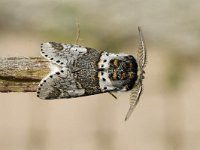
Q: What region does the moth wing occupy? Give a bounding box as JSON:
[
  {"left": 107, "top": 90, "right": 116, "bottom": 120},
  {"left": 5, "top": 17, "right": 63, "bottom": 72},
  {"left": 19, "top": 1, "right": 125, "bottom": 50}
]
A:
[
  {"left": 41, "top": 42, "right": 87, "bottom": 67},
  {"left": 37, "top": 68, "right": 85, "bottom": 100},
  {"left": 125, "top": 81, "right": 143, "bottom": 121},
  {"left": 137, "top": 27, "right": 147, "bottom": 68}
]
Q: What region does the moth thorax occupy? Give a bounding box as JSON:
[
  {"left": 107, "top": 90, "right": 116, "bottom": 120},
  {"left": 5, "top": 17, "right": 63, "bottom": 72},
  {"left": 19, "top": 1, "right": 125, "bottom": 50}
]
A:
[{"left": 98, "top": 52, "right": 138, "bottom": 92}]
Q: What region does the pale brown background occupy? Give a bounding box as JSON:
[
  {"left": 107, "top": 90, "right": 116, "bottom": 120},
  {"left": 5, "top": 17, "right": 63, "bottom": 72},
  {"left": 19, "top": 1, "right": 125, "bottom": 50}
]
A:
[{"left": 0, "top": 0, "right": 200, "bottom": 150}]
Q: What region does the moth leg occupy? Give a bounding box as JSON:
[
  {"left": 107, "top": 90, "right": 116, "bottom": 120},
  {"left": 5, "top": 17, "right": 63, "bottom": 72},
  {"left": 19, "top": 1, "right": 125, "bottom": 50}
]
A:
[
  {"left": 108, "top": 91, "right": 117, "bottom": 99},
  {"left": 75, "top": 21, "right": 80, "bottom": 44}
]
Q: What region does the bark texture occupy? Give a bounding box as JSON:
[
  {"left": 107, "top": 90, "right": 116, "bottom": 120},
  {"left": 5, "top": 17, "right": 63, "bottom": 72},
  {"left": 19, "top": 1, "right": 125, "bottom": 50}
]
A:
[{"left": 0, "top": 57, "right": 50, "bottom": 92}]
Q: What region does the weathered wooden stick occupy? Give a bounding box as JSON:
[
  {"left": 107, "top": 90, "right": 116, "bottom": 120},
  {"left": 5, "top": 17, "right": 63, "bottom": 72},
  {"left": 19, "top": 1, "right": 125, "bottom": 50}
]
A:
[{"left": 0, "top": 57, "right": 50, "bottom": 92}]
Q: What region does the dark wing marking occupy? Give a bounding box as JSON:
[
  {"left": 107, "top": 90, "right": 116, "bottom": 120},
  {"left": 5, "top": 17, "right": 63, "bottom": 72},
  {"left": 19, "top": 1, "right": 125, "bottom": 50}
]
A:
[
  {"left": 37, "top": 68, "right": 85, "bottom": 100},
  {"left": 40, "top": 42, "right": 87, "bottom": 67}
]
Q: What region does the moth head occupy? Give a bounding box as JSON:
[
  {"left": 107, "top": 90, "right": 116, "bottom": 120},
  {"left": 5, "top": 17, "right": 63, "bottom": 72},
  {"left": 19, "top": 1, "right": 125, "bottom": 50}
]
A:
[{"left": 108, "top": 55, "right": 138, "bottom": 91}]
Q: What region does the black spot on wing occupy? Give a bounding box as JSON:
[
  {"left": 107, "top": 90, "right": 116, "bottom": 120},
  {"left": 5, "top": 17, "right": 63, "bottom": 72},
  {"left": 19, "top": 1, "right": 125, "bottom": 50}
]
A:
[{"left": 37, "top": 68, "right": 86, "bottom": 100}]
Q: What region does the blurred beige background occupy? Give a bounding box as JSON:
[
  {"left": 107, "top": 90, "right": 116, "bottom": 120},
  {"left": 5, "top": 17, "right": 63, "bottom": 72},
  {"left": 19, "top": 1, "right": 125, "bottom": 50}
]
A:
[{"left": 0, "top": 0, "right": 200, "bottom": 150}]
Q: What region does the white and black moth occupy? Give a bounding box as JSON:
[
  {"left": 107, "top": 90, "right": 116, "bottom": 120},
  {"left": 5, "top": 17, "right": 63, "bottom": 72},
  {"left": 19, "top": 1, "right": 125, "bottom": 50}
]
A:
[{"left": 37, "top": 27, "right": 147, "bottom": 121}]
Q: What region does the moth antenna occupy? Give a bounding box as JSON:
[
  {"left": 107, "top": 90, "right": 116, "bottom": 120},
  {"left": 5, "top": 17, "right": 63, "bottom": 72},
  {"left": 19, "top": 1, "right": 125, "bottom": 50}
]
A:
[
  {"left": 137, "top": 26, "right": 147, "bottom": 68},
  {"left": 125, "top": 82, "right": 143, "bottom": 121},
  {"left": 125, "top": 27, "right": 147, "bottom": 121}
]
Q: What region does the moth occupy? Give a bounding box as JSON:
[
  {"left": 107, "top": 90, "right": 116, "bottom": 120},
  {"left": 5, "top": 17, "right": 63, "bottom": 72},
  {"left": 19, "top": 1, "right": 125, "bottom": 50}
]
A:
[{"left": 37, "top": 27, "right": 147, "bottom": 121}]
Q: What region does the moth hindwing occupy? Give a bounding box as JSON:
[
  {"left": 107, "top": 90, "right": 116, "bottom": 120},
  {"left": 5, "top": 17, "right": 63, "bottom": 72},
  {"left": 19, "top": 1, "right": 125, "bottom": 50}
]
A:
[{"left": 37, "top": 27, "right": 147, "bottom": 121}]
